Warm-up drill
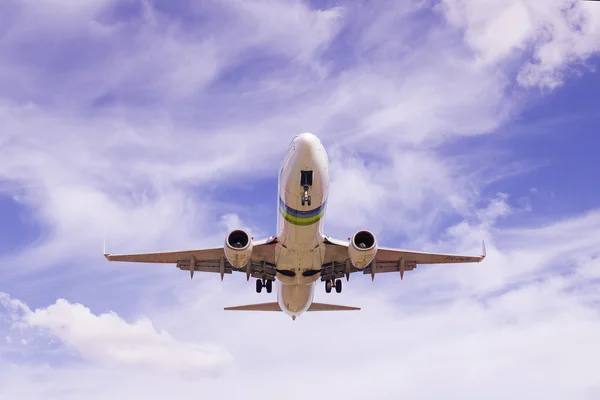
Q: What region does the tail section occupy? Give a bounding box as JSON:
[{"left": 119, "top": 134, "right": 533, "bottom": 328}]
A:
[{"left": 224, "top": 302, "right": 360, "bottom": 312}]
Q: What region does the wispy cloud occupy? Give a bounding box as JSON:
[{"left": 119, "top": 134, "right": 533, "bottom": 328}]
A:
[
  {"left": 1, "top": 0, "right": 600, "bottom": 397},
  {"left": 437, "top": 0, "right": 600, "bottom": 88}
]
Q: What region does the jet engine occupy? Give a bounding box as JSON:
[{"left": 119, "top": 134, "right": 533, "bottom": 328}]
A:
[
  {"left": 348, "top": 230, "right": 377, "bottom": 269},
  {"left": 224, "top": 229, "right": 253, "bottom": 268}
]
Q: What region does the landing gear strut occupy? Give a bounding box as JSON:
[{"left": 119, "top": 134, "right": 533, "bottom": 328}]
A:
[
  {"left": 256, "top": 279, "right": 273, "bottom": 293},
  {"left": 301, "top": 185, "right": 311, "bottom": 206},
  {"left": 300, "top": 171, "right": 313, "bottom": 207},
  {"left": 325, "top": 279, "right": 342, "bottom": 293}
]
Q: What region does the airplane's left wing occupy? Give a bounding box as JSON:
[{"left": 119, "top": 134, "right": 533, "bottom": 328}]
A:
[
  {"left": 104, "top": 237, "right": 278, "bottom": 281},
  {"left": 321, "top": 236, "right": 485, "bottom": 281}
]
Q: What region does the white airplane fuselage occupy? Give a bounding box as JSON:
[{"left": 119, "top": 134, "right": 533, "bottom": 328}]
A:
[
  {"left": 104, "top": 132, "right": 486, "bottom": 318},
  {"left": 275, "top": 133, "right": 329, "bottom": 318}
]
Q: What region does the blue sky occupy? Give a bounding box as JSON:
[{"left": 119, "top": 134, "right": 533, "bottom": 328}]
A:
[{"left": 1, "top": 0, "right": 600, "bottom": 398}]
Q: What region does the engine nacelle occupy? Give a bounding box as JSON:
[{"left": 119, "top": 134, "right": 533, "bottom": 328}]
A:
[
  {"left": 224, "top": 229, "right": 253, "bottom": 269},
  {"left": 348, "top": 230, "right": 377, "bottom": 269}
]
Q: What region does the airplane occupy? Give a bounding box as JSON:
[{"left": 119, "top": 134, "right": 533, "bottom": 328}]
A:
[{"left": 104, "top": 133, "right": 486, "bottom": 320}]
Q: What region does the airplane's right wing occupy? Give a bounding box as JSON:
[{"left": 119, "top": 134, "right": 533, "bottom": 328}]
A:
[{"left": 321, "top": 236, "right": 485, "bottom": 281}]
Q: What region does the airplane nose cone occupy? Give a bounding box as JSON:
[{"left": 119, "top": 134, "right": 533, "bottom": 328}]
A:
[
  {"left": 293, "top": 133, "right": 321, "bottom": 154},
  {"left": 295, "top": 132, "right": 318, "bottom": 142}
]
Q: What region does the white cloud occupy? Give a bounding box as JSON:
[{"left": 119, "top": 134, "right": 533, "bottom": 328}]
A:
[
  {"left": 2, "top": 212, "right": 600, "bottom": 398},
  {"left": 477, "top": 192, "right": 514, "bottom": 223},
  {"left": 0, "top": 293, "right": 231, "bottom": 374},
  {"left": 437, "top": 0, "right": 600, "bottom": 88},
  {"left": 325, "top": 147, "right": 478, "bottom": 239}
]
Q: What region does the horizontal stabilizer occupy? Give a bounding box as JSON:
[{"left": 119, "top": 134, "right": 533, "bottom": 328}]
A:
[
  {"left": 223, "top": 302, "right": 360, "bottom": 312},
  {"left": 307, "top": 302, "right": 360, "bottom": 311},
  {"left": 224, "top": 302, "right": 282, "bottom": 311}
]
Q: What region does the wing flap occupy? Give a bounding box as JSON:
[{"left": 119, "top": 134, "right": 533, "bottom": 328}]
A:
[{"left": 366, "top": 262, "right": 417, "bottom": 274}]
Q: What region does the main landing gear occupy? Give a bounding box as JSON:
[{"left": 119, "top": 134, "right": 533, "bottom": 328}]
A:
[
  {"left": 256, "top": 278, "right": 272, "bottom": 294},
  {"left": 325, "top": 279, "right": 342, "bottom": 294}
]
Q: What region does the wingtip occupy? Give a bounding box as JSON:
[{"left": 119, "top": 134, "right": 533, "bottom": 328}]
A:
[
  {"left": 481, "top": 240, "right": 486, "bottom": 259},
  {"left": 103, "top": 239, "right": 111, "bottom": 261}
]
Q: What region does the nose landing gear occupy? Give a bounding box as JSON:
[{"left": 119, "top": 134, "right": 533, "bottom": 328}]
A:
[
  {"left": 300, "top": 170, "right": 313, "bottom": 207},
  {"left": 301, "top": 185, "right": 311, "bottom": 206},
  {"left": 325, "top": 279, "right": 342, "bottom": 293}
]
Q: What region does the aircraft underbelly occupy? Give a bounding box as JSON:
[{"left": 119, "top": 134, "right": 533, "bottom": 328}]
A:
[
  {"left": 278, "top": 283, "right": 314, "bottom": 314},
  {"left": 274, "top": 133, "right": 330, "bottom": 318}
]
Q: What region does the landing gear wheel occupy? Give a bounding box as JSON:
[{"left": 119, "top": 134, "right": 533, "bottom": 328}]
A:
[
  {"left": 335, "top": 279, "right": 342, "bottom": 293},
  {"left": 301, "top": 185, "right": 311, "bottom": 207},
  {"left": 256, "top": 279, "right": 263, "bottom": 293},
  {"left": 266, "top": 279, "right": 273, "bottom": 293},
  {"left": 325, "top": 280, "right": 332, "bottom": 293}
]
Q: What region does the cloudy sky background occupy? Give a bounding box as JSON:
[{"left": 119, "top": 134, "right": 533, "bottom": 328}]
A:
[{"left": 1, "top": 0, "right": 600, "bottom": 398}]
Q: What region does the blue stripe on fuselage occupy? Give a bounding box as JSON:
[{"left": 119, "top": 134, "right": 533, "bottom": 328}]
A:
[{"left": 279, "top": 197, "right": 326, "bottom": 218}]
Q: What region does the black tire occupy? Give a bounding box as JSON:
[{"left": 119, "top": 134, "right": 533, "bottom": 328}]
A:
[
  {"left": 301, "top": 198, "right": 305, "bottom": 206},
  {"left": 307, "top": 196, "right": 311, "bottom": 206},
  {"left": 266, "top": 280, "right": 272, "bottom": 293},
  {"left": 325, "top": 280, "right": 332, "bottom": 293},
  {"left": 335, "top": 279, "right": 342, "bottom": 293},
  {"left": 256, "top": 279, "right": 262, "bottom": 293}
]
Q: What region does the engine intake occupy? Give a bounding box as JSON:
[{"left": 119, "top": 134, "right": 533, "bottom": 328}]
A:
[
  {"left": 348, "top": 230, "right": 377, "bottom": 269},
  {"left": 224, "top": 229, "right": 253, "bottom": 268}
]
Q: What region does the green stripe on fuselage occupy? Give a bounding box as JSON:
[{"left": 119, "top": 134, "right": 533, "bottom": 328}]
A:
[{"left": 279, "top": 205, "right": 324, "bottom": 226}]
